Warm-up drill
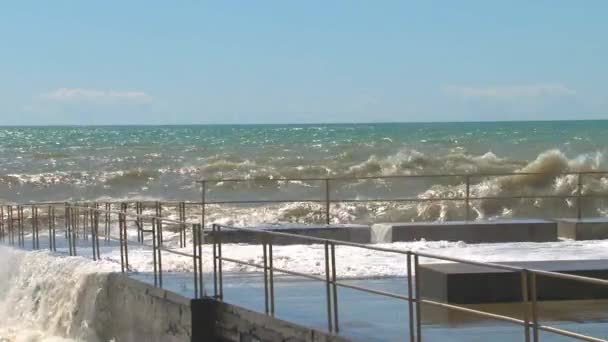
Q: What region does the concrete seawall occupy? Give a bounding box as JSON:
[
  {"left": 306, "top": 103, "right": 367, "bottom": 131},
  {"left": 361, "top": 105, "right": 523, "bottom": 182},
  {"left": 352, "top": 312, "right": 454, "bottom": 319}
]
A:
[
  {"left": 91, "top": 273, "right": 348, "bottom": 342},
  {"left": 94, "top": 273, "right": 192, "bottom": 342}
]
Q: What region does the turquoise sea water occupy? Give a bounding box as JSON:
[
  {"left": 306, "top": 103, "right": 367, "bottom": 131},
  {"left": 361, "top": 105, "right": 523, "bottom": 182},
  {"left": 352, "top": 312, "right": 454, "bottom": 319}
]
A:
[{"left": 1, "top": 121, "right": 608, "bottom": 222}]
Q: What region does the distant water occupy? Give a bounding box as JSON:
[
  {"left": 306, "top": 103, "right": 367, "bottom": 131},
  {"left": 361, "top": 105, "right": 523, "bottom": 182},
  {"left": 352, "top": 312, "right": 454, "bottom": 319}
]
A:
[{"left": 2, "top": 121, "right": 608, "bottom": 223}]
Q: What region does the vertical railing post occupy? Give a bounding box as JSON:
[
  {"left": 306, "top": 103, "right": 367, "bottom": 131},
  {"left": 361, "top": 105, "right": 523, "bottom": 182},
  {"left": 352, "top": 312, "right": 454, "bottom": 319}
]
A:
[
  {"left": 0, "top": 205, "right": 4, "bottom": 243},
  {"left": 263, "top": 241, "right": 269, "bottom": 314},
  {"left": 324, "top": 241, "right": 333, "bottom": 333},
  {"left": 330, "top": 242, "right": 338, "bottom": 332},
  {"left": 105, "top": 202, "right": 110, "bottom": 242},
  {"left": 217, "top": 224, "right": 223, "bottom": 300},
  {"left": 119, "top": 210, "right": 125, "bottom": 273},
  {"left": 465, "top": 175, "right": 471, "bottom": 221},
  {"left": 414, "top": 254, "right": 422, "bottom": 342},
  {"left": 121, "top": 203, "right": 129, "bottom": 272},
  {"left": 577, "top": 172, "right": 583, "bottom": 220},
  {"left": 212, "top": 224, "right": 218, "bottom": 298},
  {"left": 521, "top": 270, "right": 530, "bottom": 342},
  {"left": 152, "top": 217, "right": 158, "bottom": 286},
  {"left": 407, "top": 252, "right": 415, "bottom": 342},
  {"left": 530, "top": 272, "right": 539, "bottom": 342},
  {"left": 157, "top": 214, "right": 163, "bottom": 288},
  {"left": 198, "top": 224, "right": 203, "bottom": 297},
  {"left": 32, "top": 205, "right": 37, "bottom": 249},
  {"left": 192, "top": 223, "right": 199, "bottom": 299},
  {"left": 201, "top": 180, "right": 206, "bottom": 235},
  {"left": 18, "top": 205, "right": 24, "bottom": 247},
  {"left": 325, "top": 178, "right": 331, "bottom": 225},
  {"left": 9, "top": 206, "right": 14, "bottom": 245}
]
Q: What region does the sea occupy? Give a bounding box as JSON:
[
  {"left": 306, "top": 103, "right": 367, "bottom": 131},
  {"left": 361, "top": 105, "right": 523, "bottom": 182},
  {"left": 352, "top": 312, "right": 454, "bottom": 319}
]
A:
[
  {"left": 2, "top": 121, "right": 608, "bottom": 341},
  {"left": 1, "top": 121, "right": 608, "bottom": 223}
]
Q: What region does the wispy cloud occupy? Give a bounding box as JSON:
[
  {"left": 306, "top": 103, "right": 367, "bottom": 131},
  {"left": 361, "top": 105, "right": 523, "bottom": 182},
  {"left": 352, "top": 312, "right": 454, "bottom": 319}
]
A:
[
  {"left": 42, "top": 88, "right": 151, "bottom": 102},
  {"left": 444, "top": 84, "right": 576, "bottom": 99}
]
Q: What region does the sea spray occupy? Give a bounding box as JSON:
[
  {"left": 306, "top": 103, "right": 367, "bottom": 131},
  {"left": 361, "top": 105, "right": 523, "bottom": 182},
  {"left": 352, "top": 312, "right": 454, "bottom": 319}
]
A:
[{"left": 0, "top": 246, "right": 115, "bottom": 342}]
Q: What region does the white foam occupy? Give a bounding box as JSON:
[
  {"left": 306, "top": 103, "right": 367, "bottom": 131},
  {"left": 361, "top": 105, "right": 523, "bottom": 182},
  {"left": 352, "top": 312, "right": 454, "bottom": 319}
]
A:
[{"left": 0, "top": 246, "right": 117, "bottom": 342}]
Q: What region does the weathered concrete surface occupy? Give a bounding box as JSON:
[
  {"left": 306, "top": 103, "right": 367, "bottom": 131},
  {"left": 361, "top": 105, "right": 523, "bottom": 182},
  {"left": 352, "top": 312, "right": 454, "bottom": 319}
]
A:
[
  {"left": 371, "top": 219, "right": 557, "bottom": 243},
  {"left": 206, "top": 224, "right": 370, "bottom": 244},
  {"left": 192, "top": 298, "right": 350, "bottom": 342},
  {"left": 94, "top": 273, "right": 192, "bottom": 342},
  {"left": 418, "top": 260, "right": 608, "bottom": 304},
  {"left": 558, "top": 218, "right": 608, "bottom": 240}
]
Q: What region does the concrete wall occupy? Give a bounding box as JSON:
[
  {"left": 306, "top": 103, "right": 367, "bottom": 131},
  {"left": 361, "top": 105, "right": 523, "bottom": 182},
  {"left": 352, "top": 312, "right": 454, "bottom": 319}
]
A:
[
  {"left": 371, "top": 219, "right": 557, "bottom": 243},
  {"left": 558, "top": 219, "right": 608, "bottom": 240},
  {"left": 93, "top": 273, "right": 192, "bottom": 342},
  {"left": 192, "top": 299, "right": 350, "bottom": 342},
  {"left": 418, "top": 260, "right": 608, "bottom": 304},
  {"left": 207, "top": 224, "right": 370, "bottom": 245},
  {"left": 91, "top": 274, "right": 349, "bottom": 342}
]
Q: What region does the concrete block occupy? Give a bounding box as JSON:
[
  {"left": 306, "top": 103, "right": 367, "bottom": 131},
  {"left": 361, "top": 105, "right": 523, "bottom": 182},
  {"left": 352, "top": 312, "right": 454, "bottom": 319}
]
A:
[
  {"left": 418, "top": 260, "right": 608, "bottom": 304},
  {"left": 371, "top": 219, "right": 557, "bottom": 243},
  {"left": 558, "top": 218, "right": 608, "bottom": 240},
  {"left": 206, "top": 224, "right": 370, "bottom": 245}
]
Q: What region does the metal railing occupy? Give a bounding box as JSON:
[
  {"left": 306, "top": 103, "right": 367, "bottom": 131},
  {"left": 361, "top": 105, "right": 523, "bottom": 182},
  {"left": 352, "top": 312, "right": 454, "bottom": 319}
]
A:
[
  {"left": 1, "top": 202, "right": 608, "bottom": 341},
  {"left": 209, "top": 223, "right": 608, "bottom": 342},
  {"left": 197, "top": 171, "right": 608, "bottom": 226}
]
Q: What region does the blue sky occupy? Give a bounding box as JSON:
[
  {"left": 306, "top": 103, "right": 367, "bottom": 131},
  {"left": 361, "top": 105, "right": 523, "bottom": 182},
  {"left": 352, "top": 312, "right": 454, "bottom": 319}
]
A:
[{"left": 1, "top": 1, "right": 607, "bottom": 125}]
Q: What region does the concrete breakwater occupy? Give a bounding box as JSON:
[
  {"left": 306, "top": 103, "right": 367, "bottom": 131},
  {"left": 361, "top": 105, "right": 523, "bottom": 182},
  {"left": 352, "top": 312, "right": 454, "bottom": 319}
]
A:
[{"left": 93, "top": 273, "right": 348, "bottom": 342}]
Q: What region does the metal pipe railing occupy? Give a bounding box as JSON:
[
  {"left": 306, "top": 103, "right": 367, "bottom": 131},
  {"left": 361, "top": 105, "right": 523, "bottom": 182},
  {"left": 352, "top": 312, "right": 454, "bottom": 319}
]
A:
[
  {"left": 1, "top": 179, "right": 608, "bottom": 341},
  {"left": 197, "top": 171, "right": 608, "bottom": 226}
]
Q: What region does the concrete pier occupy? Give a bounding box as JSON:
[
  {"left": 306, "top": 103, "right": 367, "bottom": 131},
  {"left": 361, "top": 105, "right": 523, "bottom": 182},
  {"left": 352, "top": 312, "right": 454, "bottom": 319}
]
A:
[
  {"left": 371, "top": 219, "right": 557, "bottom": 243},
  {"left": 558, "top": 218, "right": 608, "bottom": 240},
  {"left": 418, "top": 259, "right": 608, "bottom": 304},
  {"left": 206, "top": 224, "right": 371, "bottom": 244}
]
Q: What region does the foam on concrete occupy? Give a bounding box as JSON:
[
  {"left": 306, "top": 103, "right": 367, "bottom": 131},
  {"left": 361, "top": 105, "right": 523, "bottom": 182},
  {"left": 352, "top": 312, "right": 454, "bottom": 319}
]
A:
[
  {"left": 371, "top": 219, "right": 557, "bottom": 243},
  {"left": 206, "top": 224, "right": 371, "bottom": 244},
  {"left": 418, "top": 259, "right": 608, "bottom": 304},
  {"left": 558, "top": 218, "right": 608, "bottom": 240}
]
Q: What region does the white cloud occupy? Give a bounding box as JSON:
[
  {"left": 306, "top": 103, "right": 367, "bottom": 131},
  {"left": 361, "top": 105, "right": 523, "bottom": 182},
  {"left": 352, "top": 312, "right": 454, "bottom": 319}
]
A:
[
  {"left": 444, "top": 84, "right": 576, "bottom": 99},
  {"left": 42, "top": 88, "right": 151, "bottom": 102}
]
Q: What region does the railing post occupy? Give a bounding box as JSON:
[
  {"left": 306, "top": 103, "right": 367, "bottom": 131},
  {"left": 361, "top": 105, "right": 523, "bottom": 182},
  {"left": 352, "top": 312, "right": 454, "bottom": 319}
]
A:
[
  {"left": 407, "top": 252, "right": 415, "bottom": 342},
  {"left": 0, "top": 205, "right": 4, "bottom": 243},
  {"left": 530, "top": 272, "right": 539, "bottom": 342},
  {"left": 521, "top": 270, "right": 530, "bottom": 342},
  {"left": 330, "top": 242, "right": 338, "bottom": 332},
  {"left": 9, "top": 206, "right": 14, "bottom": 245},
  {"left": 577, "top": 173, "right": 583, "bottom": 220},
  {"left": 218, "top": 224, "right": 223, "bottom": 300},
  {"left": 414, "top": 254, "right": 422, "bottom": 342},
  {"left": 201, "top": 180, "right": 206, "bottom": 234},
  {"left": 465, "top": 175, "right": 471, "bottom": 221},
  {"left": 212, "top": 224, "right": 218, "bottom": 298},
  {"left": 324, "top": 241, "right": 333, "bottom": 333},
  {"left": 192, "top": 223, "right": 199, "bottom": 299},
  {"left": 263, "top": 242, "right": 269, "bottom": 314},
  {"left": 325, "top": 178, "right": 331, "bottom": 225},
  {"left": 105, "top": 202, "right": 110, "bottom": 242},
  {"left": 198, "top": 224, "right": 203, "bottom": 297},
  {"left": 152, "top": 217, "right": 158, "bottom": 286}
]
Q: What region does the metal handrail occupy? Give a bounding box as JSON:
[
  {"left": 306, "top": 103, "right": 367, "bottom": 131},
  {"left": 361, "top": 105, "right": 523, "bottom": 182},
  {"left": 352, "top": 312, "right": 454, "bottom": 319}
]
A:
[
  {"left": 3, "top": 195, "right": 608, "bottom": 341},
  {"left": 197, "top": 170, "right": 608, "bottom": 226},
  {"left": 210, "top": 222, "right": 608, "bottom": 342}
]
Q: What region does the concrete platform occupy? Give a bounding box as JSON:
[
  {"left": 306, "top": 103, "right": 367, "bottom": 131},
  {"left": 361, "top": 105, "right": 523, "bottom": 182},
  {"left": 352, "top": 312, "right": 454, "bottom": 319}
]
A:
[
  {"left": 418, "top": 259, "right": 608, "bottom": 304},
  {"left": 558, "top": 218, "right": 608, "bottom": 240},
  {"left": 206, "top": 224, "right": 371, "bottom": 245},
  {"left": 371, "top": 219, "right": 557, "bottom": 244}
]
